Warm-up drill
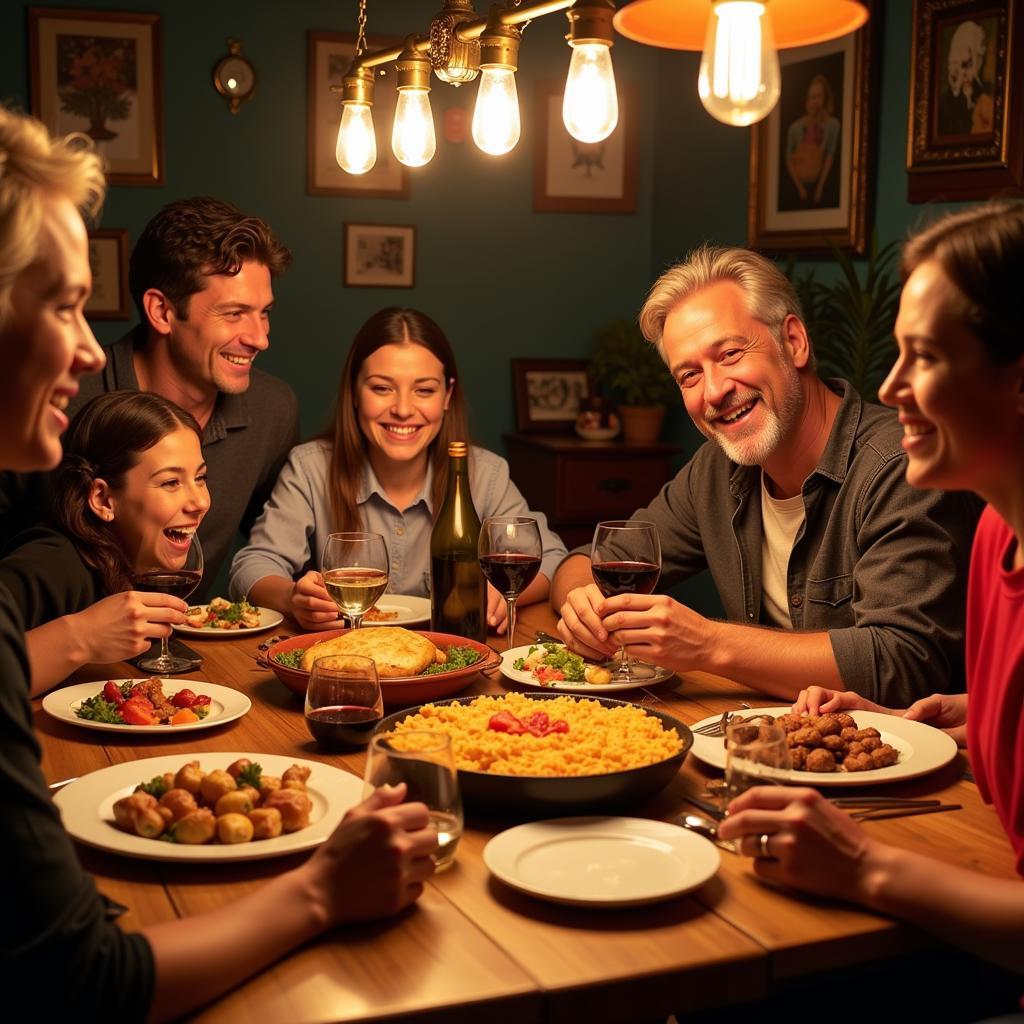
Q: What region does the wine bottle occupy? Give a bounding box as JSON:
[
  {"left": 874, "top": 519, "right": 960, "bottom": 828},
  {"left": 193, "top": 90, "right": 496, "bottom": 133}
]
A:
[{"left": 430, "top": 441, "right": 486, "bottom": 640}]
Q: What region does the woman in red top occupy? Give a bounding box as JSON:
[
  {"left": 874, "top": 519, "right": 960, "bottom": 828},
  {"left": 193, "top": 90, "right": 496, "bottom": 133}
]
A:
[{"left": 719, "top": 200, "right": 1024, "bottom": 974}]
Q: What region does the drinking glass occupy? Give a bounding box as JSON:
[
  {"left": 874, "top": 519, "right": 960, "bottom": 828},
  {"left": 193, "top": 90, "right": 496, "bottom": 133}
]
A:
[
  {"left": 590, "top": 520, "right": 661, "bottom": 681},
  {"left": 321, "top": 532, "right": 389, "bottom": 630},
  {"left": 305, "top": 655, "right": 383, "bottom": 751},
  {"left": 478, "top": 515, "right": 542, "bottom": 649},
  {"left": 724, "top": 721, "right": 792, "bottom": 803},
  {"left": 364, "top": 730, "right": 463, "bottom": 871},
  {"left": 132, "top": 534, "right": 204, "bottom": 673}
]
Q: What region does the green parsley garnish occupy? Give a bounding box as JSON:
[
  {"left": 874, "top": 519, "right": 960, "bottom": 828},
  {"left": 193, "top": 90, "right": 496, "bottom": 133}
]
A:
[
  {"left": 135, "top": 774, "right": 169, "bottom": 799},
  {"left": 421, "top": 646, "right": 482, "bottom": 675},
  {"left": 237, "top": 762, "right": 263, "bottom": 790},
  {"left": 75, "top": 695, "right": 124, "bottom": 724},
  {"left": 273, "top": 648, "right": 305, "bottom": 669}
]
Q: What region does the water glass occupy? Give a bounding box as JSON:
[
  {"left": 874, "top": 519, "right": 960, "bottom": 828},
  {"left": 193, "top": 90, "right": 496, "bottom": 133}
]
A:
[
  {"left": 724, "top": 721, "right": 792, "bottom": 803},
  {"left": 364, "top": 730, "right": 463, "bottom": 871}
]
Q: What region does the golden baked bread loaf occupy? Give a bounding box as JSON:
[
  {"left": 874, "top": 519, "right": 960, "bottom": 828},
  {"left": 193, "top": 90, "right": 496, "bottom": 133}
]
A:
[{"left": 300, "top": 627, "right": 445, "bottom": 677}]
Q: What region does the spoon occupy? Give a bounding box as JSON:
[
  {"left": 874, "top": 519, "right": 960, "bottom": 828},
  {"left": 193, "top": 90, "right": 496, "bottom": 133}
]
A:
[{"left": 678, "top": 813, "right": 719, "bottom": 840}]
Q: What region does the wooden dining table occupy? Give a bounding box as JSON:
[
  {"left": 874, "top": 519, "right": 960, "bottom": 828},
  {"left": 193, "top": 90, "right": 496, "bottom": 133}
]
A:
[{"left": 35, "top": 602, "right": 1018, "bottom": 1023}]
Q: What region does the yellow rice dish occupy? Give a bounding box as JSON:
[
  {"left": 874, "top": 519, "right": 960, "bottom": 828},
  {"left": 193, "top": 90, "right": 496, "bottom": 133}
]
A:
[{"left": 392, "top": 693, "right": 683, "bottom": 777}]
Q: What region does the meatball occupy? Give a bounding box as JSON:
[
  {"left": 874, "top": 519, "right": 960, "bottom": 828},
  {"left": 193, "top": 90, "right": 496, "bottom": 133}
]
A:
[
  {"left": 282, "top": 764, "right": 311, "bottom": 786},
  {"left": 860, "top": 736, "right": 882, "bottom": 753},
  {"left": 131, "top": 805, "right": 165, "bottom": 839},
  {"left": 775, "top": 713, "right": 804, "bottom": 734},
  {"left": 258, "top": 775, "right": 282, "bottom": 801},
  {"left": 174, "top": 760, "right": 204, "bottom": 796},
  {"left": 805, "top": 748, "right": 837, "bottom": 773},
  {"left": 821, "top": 734, "right": 845, "bottom": 753},
  {"left": 833, "top": 713, "right": 856, "bottom": 730},
  {"left": 174, "top": 808, "right": 216, "bottom": 845},
  {"left": 114, "top": 791, "right": 156, "bottom": 830},
  {"left": 789, "top": 726, "right": 823, "bottom": 748},
  {"left": 159, "top": 788, "right": 198, "bottom": 821},
  {"left": 200, "top": 769, "right": 237, "bottom": 805},
  {"left": 840, "top": 726, "right": 858, "bottom": 742},
  {"left": 226, "top": 758, "right": 253, "bottom": 780},
  {"left": 871, "top": 744, "right": 899, "bottom": 768},
  {"left": 263, "top": 788, "right": 312, "bottom": 832},
  {"left": 215, "top": 789, "right": 256, "bottom": 816},
  {"left": 813, "top": 714, "right": 842, "bottom": 738},
  {"left": 853, "top": 727, "right": 881, "bottom": 742},
  {"left": 216, "top": 813, "right": 255, "bottom": 844},
  {"left": 248, "top": 807, "right": 283, "bottom": 840},
  {"left": 842, "top": 752, "right": 875, "bottom": 772},
  {"left": 788, "top": 746, "right": 809, "bottom": 770}
]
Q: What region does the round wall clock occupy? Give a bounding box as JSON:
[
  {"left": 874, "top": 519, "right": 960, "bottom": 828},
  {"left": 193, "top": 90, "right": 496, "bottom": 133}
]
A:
[{"left": 213, "top": 39, "right": 256, "bottom": 113}]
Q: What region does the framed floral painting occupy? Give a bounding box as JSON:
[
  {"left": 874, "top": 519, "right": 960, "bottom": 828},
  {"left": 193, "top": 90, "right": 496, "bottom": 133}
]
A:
[{"left": 29, "top": 8, "right": 164, "bottom": 186}]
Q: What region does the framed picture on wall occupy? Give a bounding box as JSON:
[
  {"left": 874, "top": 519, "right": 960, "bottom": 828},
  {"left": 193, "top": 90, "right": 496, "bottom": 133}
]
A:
[
  {"left": 906, "top": 0, "right": 1024, "bottom": 201},
  {"left": 533, "top": 81, "right": 638, "bottom": 213},
  {"left": 29, "top": 8, "right": 164, "bottom": 186},
  {"left": 511, "top": 359, "right": 591, "bottom": 432},
  {"left": 85, "top": 229, "right": 129, "bottom": 319},
  {"left": 344, "top": 223, "right": 415, "bottom": 287},
  {"left": 747, "top": 1, "right": 876, "bottom": 254},
  {"left": 307, "top": 31, "right": 409, "bottom": 198}
]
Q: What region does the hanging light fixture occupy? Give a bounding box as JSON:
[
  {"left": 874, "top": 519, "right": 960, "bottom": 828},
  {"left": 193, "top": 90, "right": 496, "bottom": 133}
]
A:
[
  {"left": 472, "top": 9, "right": 522, "bottom": 156},
  {"left": 613, "top": 0, "right": 869, "bottom": 127},
  {"left": 429, "top": 0, "right": 481, "bottom": 86},
  {"left": 393, "top": 40, "right": 437, "bottom": 167},
  {"left": 336, "top": 64, "right": 377, "bottom": 174},
  {"left": 562, "top": 0, "right": 618, "bottom": 143}
]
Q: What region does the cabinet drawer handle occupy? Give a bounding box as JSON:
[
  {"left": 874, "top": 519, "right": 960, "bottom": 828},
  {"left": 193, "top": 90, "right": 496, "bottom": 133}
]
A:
[{"left": 598, "top": 478, "right": 630, "bottom": 494}]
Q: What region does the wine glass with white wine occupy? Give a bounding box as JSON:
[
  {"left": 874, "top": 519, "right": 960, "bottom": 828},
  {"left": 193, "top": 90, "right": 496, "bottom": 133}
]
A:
[{"left": 320, "top": 532, "right": 389, "bottom": 630}]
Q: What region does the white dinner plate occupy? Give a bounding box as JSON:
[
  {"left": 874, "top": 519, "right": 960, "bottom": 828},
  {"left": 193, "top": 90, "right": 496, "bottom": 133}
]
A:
[
  {"left": 484, "top": 816, "right": 720, "bottom": 907},
  {"left": 688, "top": 706, "right": 959, "bottom": 786},
  {"left": 42, "top": 679, "right": 251, "bottom": 734},
  {"left": 175, "top": 605, "right": 284, "bottom": 637},
  {"left": 362, "top": 594, "right": 431, "bottom": 626},
  {"left": 53, "top": 751, "right": 364, "bottom": 862},
  {"left": 499, "top": 643, "right": 675, "bottom": 693}
]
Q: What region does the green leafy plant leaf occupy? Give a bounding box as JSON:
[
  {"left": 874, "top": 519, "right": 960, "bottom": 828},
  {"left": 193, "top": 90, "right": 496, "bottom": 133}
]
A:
[{"left": 589, "top": 318, "right": 678, "bottom": 407}]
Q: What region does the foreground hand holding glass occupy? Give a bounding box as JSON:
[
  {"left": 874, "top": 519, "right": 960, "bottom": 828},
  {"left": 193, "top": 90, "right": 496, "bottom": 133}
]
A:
[
  {"left": 364, "top": 731, "right": 463, "bottom": 871},
  {"left": 479, "top": 515, "right": 542, "bottom": 650},
  {"left": 133, "top": 533, "right": 204, "bottom": 673},
  {"left": 590, "top": 520, "right": 661, "bottom": 682},
  {"left": 321, "top": 531, "right": 389, "bottom": 630},
  {"left": 305, "top": 655, "right": 383, "bottom": 750}
]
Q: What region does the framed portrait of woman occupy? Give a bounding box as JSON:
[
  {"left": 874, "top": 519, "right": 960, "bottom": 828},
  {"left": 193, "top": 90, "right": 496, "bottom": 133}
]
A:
[{"left": 747, "top": 2, "right": 876, "bottom": 255}]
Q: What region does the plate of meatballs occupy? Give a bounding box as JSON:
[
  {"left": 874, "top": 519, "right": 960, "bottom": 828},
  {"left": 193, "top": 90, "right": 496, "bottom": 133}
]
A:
[
  {"left": 53, "top": 752, "right": 365, "bottom": 861},
  {"left": 689, "top": 707, "right": 959, "bottom": 786}
]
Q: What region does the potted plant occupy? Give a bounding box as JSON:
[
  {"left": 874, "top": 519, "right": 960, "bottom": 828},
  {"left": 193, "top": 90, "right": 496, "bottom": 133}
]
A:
[{"left": 589, "top": 318, "right": 678, "bottom": 443}]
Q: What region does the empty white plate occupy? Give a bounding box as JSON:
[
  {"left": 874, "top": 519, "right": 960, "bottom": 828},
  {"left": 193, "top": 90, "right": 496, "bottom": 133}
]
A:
[{"left": 483, "top": 816, "right": 719, "bottom": 907}]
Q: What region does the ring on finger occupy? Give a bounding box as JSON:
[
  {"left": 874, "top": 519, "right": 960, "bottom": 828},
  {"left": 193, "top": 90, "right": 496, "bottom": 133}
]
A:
[{"left": 756, "top": 832, "right": 772, "bottom": 859}]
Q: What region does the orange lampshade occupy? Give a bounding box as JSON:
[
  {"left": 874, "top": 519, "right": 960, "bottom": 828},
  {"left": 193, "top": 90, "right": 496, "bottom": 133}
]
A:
[{"left": 612, "top": 0, "right": 869, "bottom": 51}]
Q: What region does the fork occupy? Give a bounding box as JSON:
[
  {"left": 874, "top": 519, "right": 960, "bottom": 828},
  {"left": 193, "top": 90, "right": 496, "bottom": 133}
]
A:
[{"left": 693, "top": 711, "right": 734, "bottom": 737}]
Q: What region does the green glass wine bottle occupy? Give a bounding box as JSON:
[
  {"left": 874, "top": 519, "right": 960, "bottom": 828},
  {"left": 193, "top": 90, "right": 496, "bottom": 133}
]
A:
[{"left": 430, "top": 441, "right": 486, "bottom": 640}]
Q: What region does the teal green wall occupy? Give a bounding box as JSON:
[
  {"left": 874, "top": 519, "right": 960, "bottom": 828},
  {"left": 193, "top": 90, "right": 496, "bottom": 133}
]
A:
[{"left": 1, "top": 0, "right": 977, "bottom": 459}]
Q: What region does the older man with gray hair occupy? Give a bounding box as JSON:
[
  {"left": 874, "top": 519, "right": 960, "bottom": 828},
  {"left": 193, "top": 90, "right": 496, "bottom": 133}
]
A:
[{"left": 552, "top": 245, "right": 980, "bottom": 705}]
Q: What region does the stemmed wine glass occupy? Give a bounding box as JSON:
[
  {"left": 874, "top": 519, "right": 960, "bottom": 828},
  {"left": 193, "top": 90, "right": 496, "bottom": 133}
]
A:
[
  {"left": 305, "top": 654, "right": 383, "bottom": 751},
  {"left": 590, "top": 520, "right": 661, "bottom": 682},
  {"left": 321, "top": 532, "right": 389, "bottom": 630},
  {"left": 133, "top": 534, "right": 204, "bottom": 674},
  {"left": 478, "top": 516, "right": 542, "bottom": 649}
]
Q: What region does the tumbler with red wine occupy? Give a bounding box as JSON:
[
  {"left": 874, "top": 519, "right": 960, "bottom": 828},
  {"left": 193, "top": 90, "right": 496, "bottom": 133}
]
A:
[
  {"left": 590, "top": 520, "right": 662, "bottom": 681},
  {"left": 478, "top": 516, "right": 542, "bottom": 649},
  {"left": 132, "top": 534, "right": 204, "bottom": 673},
  {"left": 305, "top": 654, "right": 383, "bottom": 751}
]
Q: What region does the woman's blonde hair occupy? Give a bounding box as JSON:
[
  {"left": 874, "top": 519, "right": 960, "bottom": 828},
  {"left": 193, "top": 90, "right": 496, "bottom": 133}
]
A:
[{"left": 0, "top": 106, "right": 106, "bottom": 327}]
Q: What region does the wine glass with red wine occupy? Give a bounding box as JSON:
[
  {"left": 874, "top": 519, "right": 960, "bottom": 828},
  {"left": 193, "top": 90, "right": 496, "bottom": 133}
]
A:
[
  {"left": 305, "top": 654, "right": 383, "bottom": 750},
  {"left": 478, "top": 516, "right": 542, "bottom": 649},
  {"left": 132, "top": 533, "right": 204, "bottom": 674},
  {"left": 321, "top": 532, "right": 389, "bottom": 630},
  {"left": 590, "top": 520, "right": 662, "bottom": 682}
]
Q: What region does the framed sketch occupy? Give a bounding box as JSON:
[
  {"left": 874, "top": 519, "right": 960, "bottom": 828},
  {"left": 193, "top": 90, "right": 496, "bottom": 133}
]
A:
[
  {"left": 85, "top": 229, "right": 129, "bottom": 319},
  {"left": 307, "top": 30, "right": 409, "bottom": 198},
  {"left": 748, "top": 2, "right": 876, "bottom": 254},
  {"left": 533, "top": 82, "right": 638, "bottom": 213},
  {"left": 344, "top": 223, "right": 415, "bottom": 287},
  {"left": 907, "top": 0, "right": 1024, "bottom": 201},
  {"left": 512, "top": 359, "right": 591, "bottom": 432},
  {"left": 29, "top": 8, "right": 164, "bottom": 186}
]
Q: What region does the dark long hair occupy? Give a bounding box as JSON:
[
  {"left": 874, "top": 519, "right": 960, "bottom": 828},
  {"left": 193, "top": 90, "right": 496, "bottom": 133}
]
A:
[
  {"left": 318, "top": 308, "right": 471, "bottom": 533},
  {"left": 52, "top": 391, "right": 203, "bottom": 593},
  {"left": 902, "top": 200, "right": 1024, "bottom": 365}
]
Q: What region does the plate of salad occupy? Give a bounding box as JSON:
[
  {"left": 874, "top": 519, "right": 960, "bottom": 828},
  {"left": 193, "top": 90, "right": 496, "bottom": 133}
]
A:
[
  {"left": 42, "top": 678, "right": 251, "bottom": 733},
  {"left": 175, "top": 598, "right": 283, "bottom": 636},
  {"left": 499, "top": 642, "right": 675, "bottom": 693}
]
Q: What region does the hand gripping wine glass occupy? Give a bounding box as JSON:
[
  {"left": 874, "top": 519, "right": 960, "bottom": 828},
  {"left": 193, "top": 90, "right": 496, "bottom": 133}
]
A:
[
  {"left": 590, "top": 519, "right": 661, "bottom": 682},
  {"left": 364, "top": 730, "right": 463, "bottom": 871},
  {"left": 478, "top": 516, "right": 542, "bottom": 649},
  {"left": 305, "top": 654, "right": 383, "bottom": 750},
  {"left": 132, "top": 533, "right": 204, "bottom": 674},
  {"left": 321, "top": 532, "right": 389, "bottom": 630}
]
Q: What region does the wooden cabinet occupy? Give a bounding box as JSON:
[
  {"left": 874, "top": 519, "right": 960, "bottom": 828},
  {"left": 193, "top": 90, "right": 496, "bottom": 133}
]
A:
[{"left": 504, "top": 432, "right": 683, "bottom": 549}]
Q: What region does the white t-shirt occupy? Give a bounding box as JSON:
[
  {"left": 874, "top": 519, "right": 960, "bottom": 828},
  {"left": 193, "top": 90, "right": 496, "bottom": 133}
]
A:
[{"left": 760, "top": 471, "right": 806, "bottom": 628}]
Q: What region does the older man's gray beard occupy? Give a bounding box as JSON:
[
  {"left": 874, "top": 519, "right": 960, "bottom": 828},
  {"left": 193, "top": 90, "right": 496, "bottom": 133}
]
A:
[{"left": 700, "top": 366, "right": 804, "bottom": 467}]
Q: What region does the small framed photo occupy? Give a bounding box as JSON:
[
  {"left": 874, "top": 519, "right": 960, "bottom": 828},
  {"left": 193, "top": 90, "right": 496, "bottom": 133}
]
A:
[
  {"left": 344, "top": 223, "right": 415, "bottom": 288},
  {"left": 512, "top": 359, "right": 591, "bottom": 432},
  {"left": 748, "top": 1, "right": 876, "bottom": 254},
  {"left": 533, "top": 81, "right": 638, "bottom": 213},
  {"left": 29, "top": 8, "right": 164, "bottom": 186},
  {"left": 85, "top": 229, "right": 130, "bottom": 320},
  {"left": 307, "top": 30, "right": 409, "bottom": 198},
  {"left": 906, "top": 0, "right": 1024, "bottom": 201}
]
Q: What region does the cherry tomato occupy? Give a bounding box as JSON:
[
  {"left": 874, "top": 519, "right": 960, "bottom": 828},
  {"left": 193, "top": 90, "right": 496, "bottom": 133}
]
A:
[
  {"left": 120, "top": 702, "right": 157, "bottom": 726},
  {"left": 103, "top": 681, "right": 125, "bottom": 705},
  {"left": 172, "top": 689, "right": 197, "bottom": 708},
  {"left": 191, "top": 694, "right": 212, "bottom": 708}
]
